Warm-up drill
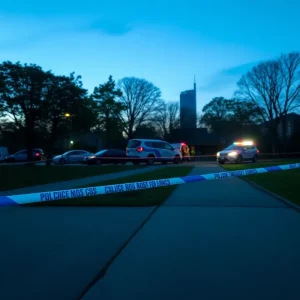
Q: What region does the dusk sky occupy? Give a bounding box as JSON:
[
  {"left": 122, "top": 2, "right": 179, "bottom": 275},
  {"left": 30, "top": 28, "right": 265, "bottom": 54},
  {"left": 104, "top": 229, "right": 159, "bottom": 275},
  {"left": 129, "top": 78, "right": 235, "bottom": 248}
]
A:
[{"left": 1, "top": 0, "right": 299, "bottom": 112}]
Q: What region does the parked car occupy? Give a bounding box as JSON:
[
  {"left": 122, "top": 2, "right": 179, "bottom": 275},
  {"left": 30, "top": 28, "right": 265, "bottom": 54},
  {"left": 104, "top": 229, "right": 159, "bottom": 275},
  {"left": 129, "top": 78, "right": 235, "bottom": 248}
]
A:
[
  {"left": 52, "top": 150, "right": 94, "bottom": 164},
  {"left": 0, "top": 147, "right": 9, "bottom": 162},
  {"left": 5, "top": 149, "right": 45, "bottom": 162},
  {"left": 126, "top": 139, "right": 181, "bottom": 165},
  {"left": 82, "top": 149, "right": 128, "bottom": 165}
]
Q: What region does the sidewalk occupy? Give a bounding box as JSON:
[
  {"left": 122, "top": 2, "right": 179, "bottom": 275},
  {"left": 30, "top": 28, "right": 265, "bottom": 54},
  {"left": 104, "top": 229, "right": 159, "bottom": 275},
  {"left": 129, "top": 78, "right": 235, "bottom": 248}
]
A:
[
  {"left": 0, "top": 165, "right": 165, "bottom": 196},
  {"left": 164, "top": 163, "right": 287, "bottom": 207},
  {"left": 83, "top": 162, "right": 300, "bottom": 300}
]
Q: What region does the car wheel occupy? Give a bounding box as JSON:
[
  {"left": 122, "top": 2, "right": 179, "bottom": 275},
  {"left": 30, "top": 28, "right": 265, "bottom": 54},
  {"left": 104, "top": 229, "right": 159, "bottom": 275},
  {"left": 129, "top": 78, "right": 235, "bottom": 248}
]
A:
[
  {"left": 147, "top": 155, "right": 155, "bottom": 165},
  {"left": 96, "top": 159, "right": 102, "bottom": 165},
  {"left": 59, "top": 158, "right": 66, "bottom": 165},
  {"left": 162, "top": 161, "right": 167, "bottom": 164},
  {"left": 236, "top": 155, "right": 243, "bottom": 164},
  {"left": 218, "top": 161, "right": 225, "bottom": 165},
  {"left": 252, "top": 155, "right": 258, "bottom": 163},
  {"left": 173, "top": 156, "right": 180, "bottom": 164},
  {"left": 133, "top": 160, "right": 140, "bottom": 165}
]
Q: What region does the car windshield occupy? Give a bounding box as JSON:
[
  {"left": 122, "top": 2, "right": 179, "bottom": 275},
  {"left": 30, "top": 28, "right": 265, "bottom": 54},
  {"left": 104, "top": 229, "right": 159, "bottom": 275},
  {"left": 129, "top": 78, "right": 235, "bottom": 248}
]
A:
[
  {"left": 225, "top": 145, "right": 243, "bottom": 150},
  {"left": 171, "top": 144, "right": 180, "bottom": 149},
  {"left": 95, "top": 150, "right": 107, "bottom": 156}
]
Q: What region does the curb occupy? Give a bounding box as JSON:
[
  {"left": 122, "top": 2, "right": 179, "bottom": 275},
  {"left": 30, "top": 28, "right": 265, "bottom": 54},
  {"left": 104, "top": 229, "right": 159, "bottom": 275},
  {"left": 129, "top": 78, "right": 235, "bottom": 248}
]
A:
[{"left": 242, "top": 178, "right": 300, "bottom": 213}]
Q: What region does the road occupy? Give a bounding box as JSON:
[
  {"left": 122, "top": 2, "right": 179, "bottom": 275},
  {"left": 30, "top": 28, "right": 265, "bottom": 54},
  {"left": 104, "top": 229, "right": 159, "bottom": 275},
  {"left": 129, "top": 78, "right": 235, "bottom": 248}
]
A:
[{"left": 0, "top": 162, "right": 299, "bottom": 300}]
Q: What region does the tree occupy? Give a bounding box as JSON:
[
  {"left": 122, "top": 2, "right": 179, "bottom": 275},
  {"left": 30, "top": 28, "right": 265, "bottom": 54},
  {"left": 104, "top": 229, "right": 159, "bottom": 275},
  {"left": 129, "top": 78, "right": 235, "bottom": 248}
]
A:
[
  {"left": 235, "top": 52, "right": 300, "bottom": 152},
  {"left": 278, "top": 52, "right": 300, "bottom": 150},
  {"left": 134, "top": 124, "right": 160, "bottom": 139},
  {"left": 199, "top": 97, "right": 262, "bottom": 142},
  {"left": 0, "top": 62, "right": 98, "bottom": 162},
  {"left": 228, "top": 99, "right": 263, "bottom": 126},
  {"left": 40, "top": 73, "right": 98, "bottom": 162},
  {"left": 199, "top": 97, "right": 231, "bottom": 130},
  {"left": 0, "top": 61, "right": 51, "bottom": 160},
  {"left": 156, "top": 101, "right": 180, "bottom": 139},
  {"left": 118, "top": 77, "right": 163, "bottom": 139},
  {"left": 92, "top": 75, "right": 124, "bottom": 147}
]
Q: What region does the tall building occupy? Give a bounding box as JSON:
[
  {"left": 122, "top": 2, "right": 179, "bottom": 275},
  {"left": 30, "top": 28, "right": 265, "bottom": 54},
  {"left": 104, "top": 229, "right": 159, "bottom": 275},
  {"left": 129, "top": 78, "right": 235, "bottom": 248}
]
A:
[{"left": 180, "top": 79, "right": 197, "bottom": 129}]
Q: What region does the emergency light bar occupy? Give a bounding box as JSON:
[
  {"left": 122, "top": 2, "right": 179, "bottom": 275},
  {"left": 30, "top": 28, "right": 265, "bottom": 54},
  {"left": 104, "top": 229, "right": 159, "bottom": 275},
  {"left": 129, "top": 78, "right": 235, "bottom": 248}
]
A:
[{"left": 234, "top": 141, "right": 254, "bottom": 146}]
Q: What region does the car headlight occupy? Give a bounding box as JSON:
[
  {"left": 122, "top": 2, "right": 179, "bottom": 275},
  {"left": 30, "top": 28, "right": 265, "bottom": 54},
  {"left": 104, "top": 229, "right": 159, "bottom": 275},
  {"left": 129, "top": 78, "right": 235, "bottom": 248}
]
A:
[
  {"left": 217, "top": 152, "right": 220, "bottom": 156},
  {"left": 228, "top": 151, "right": 238, "bottom": 157}
]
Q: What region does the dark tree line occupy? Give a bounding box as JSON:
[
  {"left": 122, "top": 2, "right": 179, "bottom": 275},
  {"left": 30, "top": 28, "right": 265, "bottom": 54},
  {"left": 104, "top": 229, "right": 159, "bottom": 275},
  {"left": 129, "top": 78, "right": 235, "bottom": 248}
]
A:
[
  {"left": 200, "top": 51, "right": 300, "bottom": 153},
  {"left": 0, "top": 61, "right": 180, "bottom": 159}
]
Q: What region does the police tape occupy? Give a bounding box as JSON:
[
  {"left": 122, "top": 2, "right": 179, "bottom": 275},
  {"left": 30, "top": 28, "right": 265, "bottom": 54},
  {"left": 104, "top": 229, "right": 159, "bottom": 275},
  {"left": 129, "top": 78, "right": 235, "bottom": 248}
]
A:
[{"left": 1, "top": 162, "right": 300, "bottom": 206}]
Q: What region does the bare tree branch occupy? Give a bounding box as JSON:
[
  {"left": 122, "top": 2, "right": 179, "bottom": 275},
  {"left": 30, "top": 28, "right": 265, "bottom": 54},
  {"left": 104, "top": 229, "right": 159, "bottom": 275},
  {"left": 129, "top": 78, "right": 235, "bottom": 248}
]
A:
[
  {"left": 155, "top": 101, "right": 180, "bottom": 139},
  {"left": 279, "top": 52, "right": 300, "bottom": 113},
  {"left": 234, "top": 52, "right": 300, "bottom": 152},
  {"left": 118, "top": 77, "right": 163, "bottom": 138}
]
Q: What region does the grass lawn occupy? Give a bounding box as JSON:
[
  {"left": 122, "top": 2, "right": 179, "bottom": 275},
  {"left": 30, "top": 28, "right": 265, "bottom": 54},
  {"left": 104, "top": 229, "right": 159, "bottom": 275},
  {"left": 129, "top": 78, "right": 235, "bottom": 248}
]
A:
[
  {"left": 29, "top": 166, "right": 193, "bottom": 207},
  {"left": 222, "top": 159, "right": 300, "bottom": 206},
  {"left": 0, "top": 164, "right": 146, "bottom": 191}
]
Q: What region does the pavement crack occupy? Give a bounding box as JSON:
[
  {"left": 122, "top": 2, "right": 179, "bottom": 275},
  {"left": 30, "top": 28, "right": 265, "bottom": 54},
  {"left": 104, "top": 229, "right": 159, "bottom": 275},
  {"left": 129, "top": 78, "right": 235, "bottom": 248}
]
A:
[{"left": 78, "top": 205, "right": 160, "bottom": 299}]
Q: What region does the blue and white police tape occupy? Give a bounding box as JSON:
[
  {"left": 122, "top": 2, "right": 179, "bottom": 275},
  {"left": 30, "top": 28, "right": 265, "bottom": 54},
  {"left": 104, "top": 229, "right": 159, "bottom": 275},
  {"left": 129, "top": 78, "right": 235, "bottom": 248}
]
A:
[{"left": 1, "top": 162, "right": 300, "bottom": 206}]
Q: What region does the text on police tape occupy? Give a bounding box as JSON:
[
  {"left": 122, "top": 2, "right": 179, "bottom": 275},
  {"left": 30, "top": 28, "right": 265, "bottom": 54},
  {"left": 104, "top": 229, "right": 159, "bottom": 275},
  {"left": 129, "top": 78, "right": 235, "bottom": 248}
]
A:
[
  {"left": 104, "top": 179, "right": 170, "bottom": 194},
  {"left": 39, "top": 179, "right": 171, "bottom": 202},
  {"left": 214, "top": 168, "right": 258, "bottom": 179},
  {"left": 40, "top": 187, "right": 97, "bottom": 201}
]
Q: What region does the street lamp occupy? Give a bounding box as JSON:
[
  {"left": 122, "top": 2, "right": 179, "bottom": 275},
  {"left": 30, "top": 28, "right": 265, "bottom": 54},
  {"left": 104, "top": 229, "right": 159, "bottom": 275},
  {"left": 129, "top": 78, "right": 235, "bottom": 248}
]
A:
[
  {"left": 64, "top": 113, "right": 71, "bottom": 118},
  {"left": 70, "top": 140, "right": 74, "bottom": 144}
]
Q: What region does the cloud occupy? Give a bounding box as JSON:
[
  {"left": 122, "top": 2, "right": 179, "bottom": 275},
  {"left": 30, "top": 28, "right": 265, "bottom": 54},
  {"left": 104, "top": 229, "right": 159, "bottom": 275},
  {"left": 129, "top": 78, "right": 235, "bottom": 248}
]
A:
[
  {"left": 87, "top": 19, "right": 133, "bottom": 36},
  {"left": 0, "top": 14, "right": 96, "bottom": 50},
  {"left": 220, "top": 61, "right": 257, "bottom": 76},
  {"left": 198, "top": 61, "right": 258, "bottom": 92}
]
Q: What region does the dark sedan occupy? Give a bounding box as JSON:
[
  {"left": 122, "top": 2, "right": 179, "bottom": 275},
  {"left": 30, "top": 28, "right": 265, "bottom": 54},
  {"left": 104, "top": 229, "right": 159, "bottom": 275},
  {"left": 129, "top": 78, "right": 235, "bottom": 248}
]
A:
[
  {"left": 82, "top": 149, "right": 128, "bottom": 165},
  {"left": 5, "top": 148, "right": 45, "bottom": 162}
]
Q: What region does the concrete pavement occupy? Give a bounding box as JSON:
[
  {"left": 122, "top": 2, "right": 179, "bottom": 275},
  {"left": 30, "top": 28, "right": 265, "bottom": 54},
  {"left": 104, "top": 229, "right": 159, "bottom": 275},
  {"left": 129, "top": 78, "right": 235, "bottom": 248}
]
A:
[
  {"left": 83, "top": 162, "right": 300, "bottom": 300},
  {"left": 0, "top": 206, "right": 155, "bottom": 300},
  {"left": 164, "top": 163, "right": 287, "bottom": 207}
]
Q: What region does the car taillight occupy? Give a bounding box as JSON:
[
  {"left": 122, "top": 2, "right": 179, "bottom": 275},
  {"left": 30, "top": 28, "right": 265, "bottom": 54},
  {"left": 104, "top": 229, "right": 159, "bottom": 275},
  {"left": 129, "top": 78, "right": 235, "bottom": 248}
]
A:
[
  {"left": 35, "top": 153, "right": 40, "bottom": 156},
  {"left": 256, "top": 150, "right": 259, "bottom": 153},
  {"left": 136, "top": 147, "right": 143, "bottom": 152}
]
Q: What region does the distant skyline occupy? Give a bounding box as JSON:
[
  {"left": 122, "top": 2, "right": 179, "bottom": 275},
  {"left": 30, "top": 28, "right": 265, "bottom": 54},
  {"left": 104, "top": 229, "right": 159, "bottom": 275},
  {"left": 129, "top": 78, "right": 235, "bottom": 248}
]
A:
[{"left": 1, "top": 0, "right": 299, "bottom": 112}]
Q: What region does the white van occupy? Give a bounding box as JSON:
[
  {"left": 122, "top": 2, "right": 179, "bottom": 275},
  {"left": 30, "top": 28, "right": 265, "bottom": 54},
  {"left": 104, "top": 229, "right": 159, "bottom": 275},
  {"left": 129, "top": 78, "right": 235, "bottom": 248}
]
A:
[
  {"left": 126, "top": 139, "right": 182, "bottom": 165},
  {"left": 0, "top": 147, "right": 9, "bottom": 162}
]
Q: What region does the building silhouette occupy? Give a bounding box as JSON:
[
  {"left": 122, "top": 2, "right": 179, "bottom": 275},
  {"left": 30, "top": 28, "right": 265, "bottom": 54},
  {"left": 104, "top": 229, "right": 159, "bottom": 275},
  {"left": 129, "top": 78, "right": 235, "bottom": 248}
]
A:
[{"left": 180, "top": 79, "right": 197, "bottom": 129}]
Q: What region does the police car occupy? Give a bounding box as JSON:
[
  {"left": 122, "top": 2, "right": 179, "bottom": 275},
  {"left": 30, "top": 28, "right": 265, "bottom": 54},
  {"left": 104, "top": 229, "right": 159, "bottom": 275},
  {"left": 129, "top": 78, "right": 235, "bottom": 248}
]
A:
[
  {"left": 217, "top": 141, "right": 259, "bottom": 164},
  {"left": 126, "top": 139, "right": 182, "bottom": 165}
]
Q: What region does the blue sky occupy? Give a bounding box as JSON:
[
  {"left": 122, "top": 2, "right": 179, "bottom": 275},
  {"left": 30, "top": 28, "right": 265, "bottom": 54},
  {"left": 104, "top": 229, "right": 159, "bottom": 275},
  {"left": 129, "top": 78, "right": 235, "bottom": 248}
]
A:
[{"left": 1, "top": 0, "right": 299, "bottom": 112}]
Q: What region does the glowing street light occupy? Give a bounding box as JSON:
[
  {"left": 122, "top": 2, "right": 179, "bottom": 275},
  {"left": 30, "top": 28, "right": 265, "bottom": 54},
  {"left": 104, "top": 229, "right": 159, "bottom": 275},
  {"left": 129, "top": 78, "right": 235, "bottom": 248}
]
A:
[
  {"left": 64, "top": 113, "right": 71, "bottom": 118},
  {"left": 70, "top": 140, "right": 74, "bottom": 144}
]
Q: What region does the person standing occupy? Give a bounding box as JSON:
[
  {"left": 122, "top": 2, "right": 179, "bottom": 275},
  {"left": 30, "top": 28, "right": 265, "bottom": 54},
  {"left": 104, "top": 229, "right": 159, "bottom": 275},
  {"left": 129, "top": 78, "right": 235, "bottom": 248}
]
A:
[
  {"left": 181, "top": 145, "right": 185, "bottom": 162},
  {"left": 186, "top": 145, "right": 191, "bottom": 161},
  {"left": 191, "top": 146, "right": 195, "bottom": 158}
]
